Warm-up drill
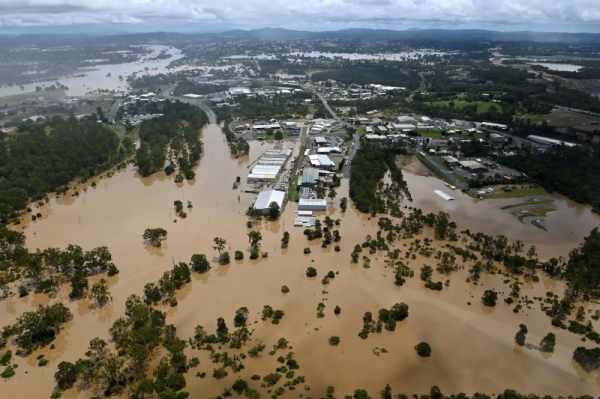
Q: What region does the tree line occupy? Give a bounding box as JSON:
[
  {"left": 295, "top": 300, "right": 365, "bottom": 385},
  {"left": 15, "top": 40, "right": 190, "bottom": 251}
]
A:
[{"left": 0, "top": 115, "right": 132, "bottom": 223}]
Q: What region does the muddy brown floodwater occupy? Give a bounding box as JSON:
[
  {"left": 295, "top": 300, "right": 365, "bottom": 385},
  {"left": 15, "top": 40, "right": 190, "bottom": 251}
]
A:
[{"left": 1, "top": 126, "right": 599, "bottom": 398}]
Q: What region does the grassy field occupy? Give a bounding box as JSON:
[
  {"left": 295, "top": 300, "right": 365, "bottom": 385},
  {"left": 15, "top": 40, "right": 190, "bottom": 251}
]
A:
[
  {"left": 546, "top": 109, "right": 599, "bottom": 127},
  {"left": 0, "top": 89, "right": 66, "bottom": 103},
  {"left": 501, "top": 198, "right": 554, "bottom": 209},
  {"left": 357, "top": 126, "right": 367, "bottom": 137},
  {"left": 253, "top": 132, "right": 290, "bottom": 140},
  {"left": 516, "top": 114, "right": 548, "bottom": 123},
  {"left": 429, "top": 100, "right": 502, "bottom": 114},
  {"left": 416, "top": 129, "right": 443, "bottom": 137},
  {"left": 486, "top": 186, "right": 548, "bottom": 199}
]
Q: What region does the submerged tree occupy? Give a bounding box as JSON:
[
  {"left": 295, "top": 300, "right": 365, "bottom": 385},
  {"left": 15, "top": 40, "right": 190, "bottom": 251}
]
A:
[
  {"left": 515, "top": 324, "right": 528, "bottom": 346},
  {"left": 143, "top": 228, "right": 168, "bottom": 247},
  {"left": 89, "top": 278, "right": 112, "bottom": 308}
]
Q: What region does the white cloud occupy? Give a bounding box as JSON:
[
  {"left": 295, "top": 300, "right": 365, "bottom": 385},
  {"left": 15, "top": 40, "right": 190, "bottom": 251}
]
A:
[{"left": 0, "top": 0, "right": 599, "bottom": 31}]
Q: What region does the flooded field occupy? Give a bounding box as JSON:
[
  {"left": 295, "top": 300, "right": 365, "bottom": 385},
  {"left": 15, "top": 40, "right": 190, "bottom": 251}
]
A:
[
  {"left": 1, "top": 126, "right": 599, "bottom": 397},
  {"left": 0, "top": 45, "right": 187, "bottom": 98}
]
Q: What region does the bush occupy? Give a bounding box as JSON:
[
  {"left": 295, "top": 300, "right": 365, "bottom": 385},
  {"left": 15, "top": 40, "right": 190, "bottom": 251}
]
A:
[
  {"left": 234, "top": 251, "right": 244, "bottom": 261},
  {"left": 334, "top": 306, "right": 341, "bottom": 315},
  {"left": 414, "top": 342, "right": 431, "bottom": 357},
  {"left": 482, "top": 289, "right": 498, "bottom": 307},
  {"left": 219, "top": 252, "right": 231, "bottom": 265},
  {"left": 328, "top": 336, "right": 340, "bottom": 346},
  {"left": 281, "top": 285, "right": 290, "bottom": 294},
  {"left": 306, "top": 267, "right": 317, "bottom": 278},
  {"left": 249, "top": 248, "right": 260, "bottom": 260},
  {"left": 303, "top": 247, "right": 311, "bottom": 254}
]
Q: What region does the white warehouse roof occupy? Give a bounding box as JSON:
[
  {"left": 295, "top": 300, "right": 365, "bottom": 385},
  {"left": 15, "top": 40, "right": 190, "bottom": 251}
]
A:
[{"left": 254, "top": 190, "right": 285, "bottom": 211}]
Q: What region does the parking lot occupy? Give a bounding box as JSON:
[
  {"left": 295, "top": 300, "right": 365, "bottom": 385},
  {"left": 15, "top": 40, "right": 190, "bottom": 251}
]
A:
[{"left": 447, "top": 157, "right": 521, "bottom": 180}]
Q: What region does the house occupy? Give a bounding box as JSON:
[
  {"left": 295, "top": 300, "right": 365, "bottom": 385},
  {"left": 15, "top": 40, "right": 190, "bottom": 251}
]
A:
[
  {"left": 372, "top": 118, "right": 383, "bottom": 126},
  {"left": 489, "top": 133, "right": 506, "bottom": 144},
  {"left": 358, "top": 117, "right": 370, "bottom": 125}
]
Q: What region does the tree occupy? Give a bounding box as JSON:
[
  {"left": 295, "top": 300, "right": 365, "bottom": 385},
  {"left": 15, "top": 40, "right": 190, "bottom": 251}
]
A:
[
  {"left": 420, "top": 265, "right": 433, "bottom": 281},
  {"left": 482, "top": 290, "right": 498, "bottom": 307},
  {"left": 340, "top": 197, "right": 348, "bottom": 212},
  {"left": 213, "top": 237, "right": 227, "bottom": 256},
  {"left": 328, "top": 187, "right": 337, "bottom": 204},
  {"left": 328, "top": 336, "right": 340, "bottom": 346},
  {"left": 55, "top": 361, "right": 78, "bottom": 390},
  {"left": 540, "top": 332, "right": 556, "bottom": 353},
  {"left": 190, "top": 254, "right": 210, "bottom": 273},
  {"left": 232, "top": 378, "right": 248, "bottom": 395},
  {"left": 69, "top": 274, "right": 89, "bottom": 299},
  {"left": 389, "top": 302, "right": 409, "bottom": 321},
  {"left": 143, "top": 228, "right": 167, "bottom": 247},
  {"left": 281, "top": 231, "right": 290, "bottom": 249},
  {"left": 415, "top": 342, "right": 431, "bottom": 357},
  {"left": 234, "top": 251, "right": 244, "bottom": 260},
  {"left": 573, "top": 346, "right": 600, "bottom": 372},
  {"left": 234, "top": 307, "right": 249, "bottom": 327},
  {"left": 515, "top": 324, "right": 528, "bottom": 346},
  {"left": 275, "top": 131, "right": 283, "bottom": 140},
  {"left": 248, "top": 231, "right": 262, "bottom": 249},
  {"left": 89, "top": 278, "right": 112, "bottom": 308},
  {"left": 306, "top": 267, "right": 317, "bottom": 278},
  {"left": 219, "top": 251, "right": 230, "bottom": 265},
  {"left": 268, "top": 201, "right": 281, "bottom": 219}
]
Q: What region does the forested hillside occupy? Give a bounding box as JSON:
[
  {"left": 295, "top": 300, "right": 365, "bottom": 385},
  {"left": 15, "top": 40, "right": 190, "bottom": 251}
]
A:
[{"left": 0, "top": 116, "right": 131, "bottom": 222}]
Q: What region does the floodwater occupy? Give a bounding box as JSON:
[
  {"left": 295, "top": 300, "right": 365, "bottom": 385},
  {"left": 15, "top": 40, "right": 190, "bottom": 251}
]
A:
[
  {"left": 530, "top": 62, "right": 583, "bottom": 72},
  {"left": 1, "top": 127, "right": 599, "bottom": 398},
  {"left": 402, "top": 171, "right": 600, "bottom": 259},
  {"left": 0, "top": 45, "right": 187, "bottom": 98}
]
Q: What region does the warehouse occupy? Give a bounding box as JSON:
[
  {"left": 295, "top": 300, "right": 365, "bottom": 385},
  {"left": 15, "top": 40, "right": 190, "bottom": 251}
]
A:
[
  {"left": 458, "top": 160, "right": 488, "bottom": 173},
  {"left": 254, "top": 190, "right": 285, "bottom": 214},
  {"left": 308, "top": 154, "right": 335, "bottom": 168},
  {"left": 298, "top": 199, "right": 327, "bottom": 211},
  {"left": 300, "top": 167, "right": 320, "bottom": 187},
  {"left": 527, "top": 135, "right": 577, "bottom": 147}
]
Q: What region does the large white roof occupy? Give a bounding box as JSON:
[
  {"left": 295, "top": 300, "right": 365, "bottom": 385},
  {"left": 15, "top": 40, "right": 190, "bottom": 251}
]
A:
[{"left": 254, "top": 190, "right": 285, "bottom": 210}]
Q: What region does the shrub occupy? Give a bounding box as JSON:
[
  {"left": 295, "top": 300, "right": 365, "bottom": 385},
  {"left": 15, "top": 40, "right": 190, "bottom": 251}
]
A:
[
  {"left": 281, "top": 285, "right": 290, "bottom": 294},
  {"left": 414, "top": 342, "right": 431, "bottom": 357},
  {"left": 306, "top": 267, "right": 317, "bottom": 277},
  {"left": 328, "top": 336, "right": 340, "bottom": 346}
]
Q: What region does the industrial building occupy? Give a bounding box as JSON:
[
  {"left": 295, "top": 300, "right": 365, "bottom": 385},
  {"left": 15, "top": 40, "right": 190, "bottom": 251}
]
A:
[
  {"left": 298, "top": 199, "right": 327, "bottom": 211},
  {"left": 300, "top": 168, "right": 320, "bottom": 187},
  {"left": 458, "top": 160, "right": 488, "bottom": 173},
  {"left": 308, "top": 154, "right": 335, "bottom": 168},
  {"left": 229, "top": 87, "right": 252, "bottom": 96},
  {"left": 481, "top": 122, "right": 508, "bottom": 131},
  {"left": 527, "top": 135, "right": 577, "bottom": 148},
  {"left": 489, "top": 133, "right": 506, "bottom": 143},
  {"left": 247, "top": 149, "right": 292, "bottom": 183},
  {"left": 441, "top": 155, "right": 460, "bottom": 166},
  {"left": 254, "top": 190, "right": 285, "bottom": 214}
]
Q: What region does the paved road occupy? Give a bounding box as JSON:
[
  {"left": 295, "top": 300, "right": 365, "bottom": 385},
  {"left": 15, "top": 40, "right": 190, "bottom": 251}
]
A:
[
  {"left": 315, "top": 92, "right": 341, "bottom": 122},
  {"left": 343, "top": 133, "right": 360, "bottom": 179},
  {"left": 161, "top": 82, "right": 217, "bottom": 124},
  {"left": 503, "top": 203, "right": 556, "bottom": 213},
  {"left": 420, "top": 152, "right": 468, "bottom": 189},
  {"left": 108, "top": 99, "right": 122, "bottom": 124}
]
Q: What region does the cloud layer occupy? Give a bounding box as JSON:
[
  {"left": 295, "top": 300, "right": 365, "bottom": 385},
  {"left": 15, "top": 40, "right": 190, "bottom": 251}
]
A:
[{"left": 1, "top": 0, "right": 599, "bottom": 32}]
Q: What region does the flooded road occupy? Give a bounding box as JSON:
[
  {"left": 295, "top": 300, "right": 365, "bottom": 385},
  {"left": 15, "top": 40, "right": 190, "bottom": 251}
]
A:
[{"left": 1, "top": 129, "right": 599, "bottom": 398}]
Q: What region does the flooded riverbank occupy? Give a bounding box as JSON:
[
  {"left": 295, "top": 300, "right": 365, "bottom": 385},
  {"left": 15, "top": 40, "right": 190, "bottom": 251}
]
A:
[
  {"left": 1, "top": 126, "right": 599, "bottom": 398},
  {"left": 0, "top": 45, "right": 187, "bottom": 98}
]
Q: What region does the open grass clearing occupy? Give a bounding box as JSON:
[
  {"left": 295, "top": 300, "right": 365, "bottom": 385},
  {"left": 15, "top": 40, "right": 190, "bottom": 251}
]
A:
[
  {"left": 485, "top": 186, "right": 548, "bottom": 199},
  {"left": 0, "top": 89, "right": 66, "bottom": 103}
]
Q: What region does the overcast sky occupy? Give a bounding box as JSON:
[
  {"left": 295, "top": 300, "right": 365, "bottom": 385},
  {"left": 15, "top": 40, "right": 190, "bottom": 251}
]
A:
[{"left": 1, "top": 0, "right": 600, "bottom": 33}]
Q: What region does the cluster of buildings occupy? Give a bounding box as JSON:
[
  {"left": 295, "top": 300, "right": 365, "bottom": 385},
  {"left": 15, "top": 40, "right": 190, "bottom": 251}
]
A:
[
  {"left": 247, "top": 148, "right": 293, "bottom": 183},
  {"left": 309, "top": 118, "right": 339, "bottom": 135},
  {"left": 121, "top": 113, "right": 164, "bottom": 127},
  {"left": 314, "top": 82, "right": 405, "bottom": 100}
]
